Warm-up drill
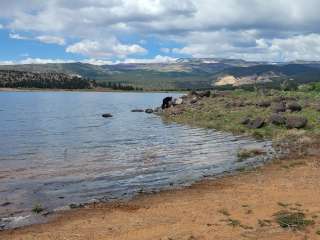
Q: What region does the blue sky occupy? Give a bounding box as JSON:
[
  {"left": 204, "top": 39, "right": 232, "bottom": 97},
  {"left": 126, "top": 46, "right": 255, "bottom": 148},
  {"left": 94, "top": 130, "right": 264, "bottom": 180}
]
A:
[
  {"left": 0, "top": 29, "right": 73, "bottom": 61},
  {"left": 0, "top": 26, "right": 186, "bottom": 64},
  {"left": 0, "top": 0, "right": 320, "bottom": 65}
]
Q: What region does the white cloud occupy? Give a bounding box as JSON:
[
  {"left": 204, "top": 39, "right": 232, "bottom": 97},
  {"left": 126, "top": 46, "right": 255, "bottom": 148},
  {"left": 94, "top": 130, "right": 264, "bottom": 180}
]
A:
[
  {"left": 82, "top": 58, "right": 114, "bottom": 65},
  {"left": 36, "top": 35, "right": 65, "bottom": 45},
  {"left": 0, "top": 23, "right": 3, "bottom": 29},
  {"left": 268, "top": 34, "right": 320, "bottom": 61},
  {"left": 118, "top": 55, "right": 177, "bottom": 64},
  {"left": 66, "top": 39, "right": 147, "bottom": 58},
  {"left": 9, "top": 33, "right": 29, "bottom": 40},
  {"left": 0, "top": 55, "right": 177, "bottom": 66},
  {"left": 2, "top": 1, "right": 320, "bottom": 61},
  {"left": 9, "top": 32, "right": 66, "bottom": 45},
  {"left": 0, "top": 60, "right": 15, "bottom": 65},
  {"left": 19, "top": 58, "right": 75, "bottom": 64}
]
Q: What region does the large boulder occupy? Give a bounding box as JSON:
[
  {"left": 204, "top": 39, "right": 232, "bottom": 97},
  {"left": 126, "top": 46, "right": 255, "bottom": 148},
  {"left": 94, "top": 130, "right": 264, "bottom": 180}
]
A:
[
  {"left": 173, "top": 98, "right": 183, "bottom": 105},
  {"left": 190, "top": 97, "right": 198, "bottom": 104},
  {"left": 102, "top": 113, "right": 113, "bottom": 118},
  {"left": 285, "top": 96, "right": 299, "bottom": 101},
  {"left": 287, "top": 102, "right": 302, "bottom": 112},
  {"left": 247, "top": 117, "right": 265, "bottom": 129},
  {"left": 272, "top": 102, "right": 286, "bottom": 113},
  {"left": 256, "top": 100, "right": 271, "bottom": 108},
  {"left": 240, "top": 117, "right": 251, "bottom": 125},
  {"left": 269, "top": 114, "right": 286, "bottom": 125},
  {"left": 197, "top": 90, "right": 211, "bottom": 98},
  {"left": 272, "top": 96, "right": 286, "bottom": 102},
  {"left": 285, "top": 116, "right": 308, "bottom": 129}
]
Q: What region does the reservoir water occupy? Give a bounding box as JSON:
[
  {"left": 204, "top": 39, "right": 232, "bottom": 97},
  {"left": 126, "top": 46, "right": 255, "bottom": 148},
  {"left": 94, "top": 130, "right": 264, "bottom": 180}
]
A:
[{"left": 0, "top": 91, "right": 272, "bottom": 228}]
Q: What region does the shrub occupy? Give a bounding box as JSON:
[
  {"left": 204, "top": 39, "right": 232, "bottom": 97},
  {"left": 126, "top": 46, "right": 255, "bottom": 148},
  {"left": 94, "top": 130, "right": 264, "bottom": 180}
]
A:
[
  {"left": 274, "top": 211, "right": 314, "bottom": 230},
  {"left": 32, "top": 204, "right": 44, "bottom": 214}
]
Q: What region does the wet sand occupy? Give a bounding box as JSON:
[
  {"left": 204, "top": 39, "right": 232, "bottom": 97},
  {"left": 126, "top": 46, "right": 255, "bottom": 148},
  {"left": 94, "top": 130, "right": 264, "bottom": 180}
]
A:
[{"left": 1, "top": 156, "right": 320, "bottom": 240}]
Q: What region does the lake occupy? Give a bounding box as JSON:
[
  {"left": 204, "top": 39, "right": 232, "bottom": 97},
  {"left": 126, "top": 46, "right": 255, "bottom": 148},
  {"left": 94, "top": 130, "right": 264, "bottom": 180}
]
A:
[{"left": 0, "top": 91, "right": 272, "bottom": 229}]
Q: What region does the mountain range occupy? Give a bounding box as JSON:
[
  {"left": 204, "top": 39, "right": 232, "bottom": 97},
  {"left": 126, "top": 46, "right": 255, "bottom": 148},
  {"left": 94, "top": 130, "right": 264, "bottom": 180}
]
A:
[{"left": 0, "top": 58, "right": 320, "bottom": 90}]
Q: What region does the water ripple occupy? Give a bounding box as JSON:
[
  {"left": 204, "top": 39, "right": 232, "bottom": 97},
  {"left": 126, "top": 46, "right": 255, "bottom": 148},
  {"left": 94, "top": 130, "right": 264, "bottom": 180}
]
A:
[{"left": 0, "top": 92, "right": 273, "bottom": 227}]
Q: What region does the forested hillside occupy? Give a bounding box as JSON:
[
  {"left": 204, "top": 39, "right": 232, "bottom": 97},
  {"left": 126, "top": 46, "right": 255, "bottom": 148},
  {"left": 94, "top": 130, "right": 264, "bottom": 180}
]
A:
[
  {"left": 0, "top": 70, "right": 94, "bottom": 89},
  {"left": 1, "top": 59, "right": 320, "bottom": 91}
]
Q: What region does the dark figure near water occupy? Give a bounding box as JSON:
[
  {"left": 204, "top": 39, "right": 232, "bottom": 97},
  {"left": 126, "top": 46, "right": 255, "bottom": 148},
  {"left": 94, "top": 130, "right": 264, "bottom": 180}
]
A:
[{"left": 162, "top": 97, "right": 173, "bottom": 109}]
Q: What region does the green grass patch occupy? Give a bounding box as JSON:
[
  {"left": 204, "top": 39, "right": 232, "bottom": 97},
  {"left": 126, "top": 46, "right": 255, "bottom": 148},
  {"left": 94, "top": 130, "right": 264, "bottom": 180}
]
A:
[
  {"left": 32, "top": 204, "right": 44, "bottom": 214},
  {"left": 274, "top": 210, "right": 315, "bottom": 231},
  {"left": 225, "top": 218, "right": 253, "bottom": 229},
  {"left": 227, "top": 218, "right": 241, "bottom": 227},
  {"left": 164, "top": 90, "right": 320, "bottom": 141},
  {"left": 218, "top": 209, "right": 230, "bottom": 216}
]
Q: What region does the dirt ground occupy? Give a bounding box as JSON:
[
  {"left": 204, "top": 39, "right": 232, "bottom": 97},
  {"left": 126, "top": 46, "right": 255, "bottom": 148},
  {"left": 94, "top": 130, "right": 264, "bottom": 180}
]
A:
[{"left": 1, "top": 156, "right": 320, "bottom": 240}]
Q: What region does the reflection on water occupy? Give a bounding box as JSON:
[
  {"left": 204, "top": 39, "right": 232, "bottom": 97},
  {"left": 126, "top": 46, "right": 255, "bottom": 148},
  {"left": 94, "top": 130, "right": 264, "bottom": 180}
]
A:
[{"left": 0, "top": 92, "right": 272, "bottom": 228}]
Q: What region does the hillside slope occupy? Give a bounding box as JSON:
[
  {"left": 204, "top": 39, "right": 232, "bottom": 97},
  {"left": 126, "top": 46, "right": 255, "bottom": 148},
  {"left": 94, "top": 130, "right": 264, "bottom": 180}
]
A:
[
  {"left": 0, "top": 70, "right": 95, "bottom": 89},
  {"left": 0, "top": 59, "right": 320, "bottom": 90}
]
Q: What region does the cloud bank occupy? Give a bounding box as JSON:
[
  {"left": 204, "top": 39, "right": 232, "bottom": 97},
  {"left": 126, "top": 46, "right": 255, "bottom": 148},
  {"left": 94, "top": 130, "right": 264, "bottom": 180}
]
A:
[{"left": 1, "top": 0, "right": 320, "bottom": 62}]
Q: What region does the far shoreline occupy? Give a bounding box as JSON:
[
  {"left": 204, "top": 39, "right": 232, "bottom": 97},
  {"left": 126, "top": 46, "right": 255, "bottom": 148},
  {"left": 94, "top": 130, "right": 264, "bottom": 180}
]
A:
[{"left": 0, "top": 87, "right": 186, "bottom": 94}]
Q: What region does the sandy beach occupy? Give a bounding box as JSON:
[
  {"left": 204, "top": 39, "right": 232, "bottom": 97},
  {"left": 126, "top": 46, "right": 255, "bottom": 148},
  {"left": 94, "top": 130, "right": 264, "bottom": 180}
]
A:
[{"left": 1, "top": 155, "right": 319, "bottom": 240}]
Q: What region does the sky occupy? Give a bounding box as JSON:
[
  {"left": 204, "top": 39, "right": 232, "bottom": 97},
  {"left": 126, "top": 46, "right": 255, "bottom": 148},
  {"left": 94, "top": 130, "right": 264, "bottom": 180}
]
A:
[{"left": 0, "top": 0, "right": 320, "bottom": 65}]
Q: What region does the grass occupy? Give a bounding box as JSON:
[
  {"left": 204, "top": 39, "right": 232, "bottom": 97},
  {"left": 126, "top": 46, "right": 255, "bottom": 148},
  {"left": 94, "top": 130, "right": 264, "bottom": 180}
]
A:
[
  {"left": 258, "top": 219, "right": 272, "bottom": 227},
  {"left": 32, "top": 204, "right": 44, "bottom": 214},
  {"left": 274, "top": 210, "right": 315, "bottom": 231},
  {"left": 164, "top": 90, "right": 320, "bottom": 141},
  {"left": 278, "top": 202, "right": 290, "bottom": 208},
  {"left": 227, "top": 218, "right": 241, "bottom": 227},
  {"left": 218, "top": 209, "right": 230, "bottom": 216},
  {"left": 226, "top": 218, "right": 253, "bottom": 229},
  {"left": 218, "top": 208, "right": 253, "bottom": 229}
]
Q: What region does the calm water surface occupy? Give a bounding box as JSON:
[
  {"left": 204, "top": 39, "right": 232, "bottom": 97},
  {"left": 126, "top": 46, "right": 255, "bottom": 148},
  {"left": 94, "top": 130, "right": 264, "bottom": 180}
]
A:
[{"left": 0, "top": 92, "right": 272, "bottom": 228}]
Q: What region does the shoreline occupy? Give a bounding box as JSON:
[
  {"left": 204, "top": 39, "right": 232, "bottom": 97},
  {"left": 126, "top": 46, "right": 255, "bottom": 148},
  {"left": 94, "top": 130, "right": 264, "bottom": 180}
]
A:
[
  {"left": 1, "top": 90, "right": 320, "bottom": 239},
  {"left": 1, "top": 155, "right": 319, "bottom": 239},
  {"left": 0, "top": 139, "right": 275, "bottom": 232},
  {"left": 0, "top": 87, "right": 186, "bottom": 93}
]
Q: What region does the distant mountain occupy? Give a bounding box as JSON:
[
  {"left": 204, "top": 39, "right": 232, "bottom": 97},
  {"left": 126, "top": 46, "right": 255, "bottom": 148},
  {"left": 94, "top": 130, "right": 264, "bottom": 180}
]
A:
[
  {"left": 0, "top": 58, "right": 319, "bottom": 90},
  {"left": 213, "top": 64, "right": 320, "bottom": 88}
]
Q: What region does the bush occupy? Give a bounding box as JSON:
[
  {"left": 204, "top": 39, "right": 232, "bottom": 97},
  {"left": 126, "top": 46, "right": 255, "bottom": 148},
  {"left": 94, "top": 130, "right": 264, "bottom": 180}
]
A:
[
  {"left": 274, "top": 211, "right": 314, "bottom": 230},
  {"left": 32, "top": 204, "right": 44, "bottom": 214}
]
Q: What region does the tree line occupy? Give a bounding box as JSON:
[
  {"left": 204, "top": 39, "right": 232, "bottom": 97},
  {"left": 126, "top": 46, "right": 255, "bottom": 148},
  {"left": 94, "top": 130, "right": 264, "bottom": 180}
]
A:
[
  {"left": 0, "top": 70, "right": 143, "bottom": 91},
  {"left": 96, "top": 81, "right": 143, "bottom": 91}
]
